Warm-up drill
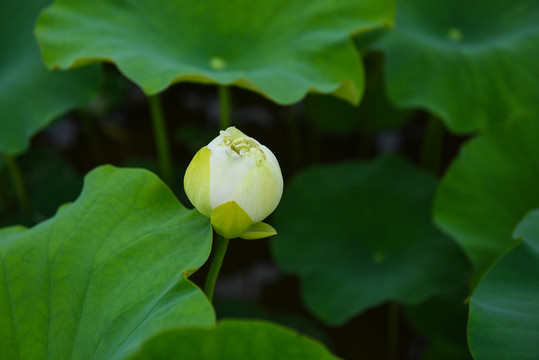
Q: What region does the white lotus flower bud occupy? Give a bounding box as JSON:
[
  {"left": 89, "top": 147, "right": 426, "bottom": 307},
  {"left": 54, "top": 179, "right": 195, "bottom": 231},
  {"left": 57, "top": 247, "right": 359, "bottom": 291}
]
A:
[{"left": 184, "top": 127, "right": 283, "bottom": 239}]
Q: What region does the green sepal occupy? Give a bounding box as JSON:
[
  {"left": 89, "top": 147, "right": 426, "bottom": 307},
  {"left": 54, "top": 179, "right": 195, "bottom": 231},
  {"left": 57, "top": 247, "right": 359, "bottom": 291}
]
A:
[
  {"left": 211, "top": 201, "right": 254, "bottom": 239},
  {"left": 240, "top": 222, "right": 277, "bottom": 240},
  {"left": 184, "top": 147, "right": 211, "bottom": 217}
]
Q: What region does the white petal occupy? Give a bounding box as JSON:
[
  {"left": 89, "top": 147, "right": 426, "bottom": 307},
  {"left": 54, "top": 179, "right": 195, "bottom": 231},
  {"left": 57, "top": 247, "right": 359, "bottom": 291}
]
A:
[
  {"left": 207, "top": 133, "right": 225, "bottom": 150},
  {"left": 232, "top": 160, "right": 283, "bottom": 223},
  {"left": 224, "top": 126, "right": 247, "bottom": 139},
  {"left": 209, "top": 146, "right": 256, "bottom": 209},
  {"left": 259, "top": 144, "right": 280, "bottom": 167}
]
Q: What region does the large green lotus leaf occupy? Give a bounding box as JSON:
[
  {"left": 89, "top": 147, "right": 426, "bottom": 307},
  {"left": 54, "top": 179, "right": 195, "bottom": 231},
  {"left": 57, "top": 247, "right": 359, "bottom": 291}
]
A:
[
  {"left": 0, "top": 165, "right": 215, "bottom": 360},
  {"left": 434, "top": 118, "right": 539, "bottom": 285},
  {"left": 271, "top": 155, "right": 469, "bottom": 325},
  {"left": 130, "top": 319, "right": 338, "bottom": 360},
  {"left": 35, "top": 0, "right": 394, "bottom": 105},
  {"left": 370, "top": 0, "right": 539, "bottom": 133},
  {"left": 0, "top": 0, "right": 100, "bottom": 155},
  {"left": 468, "top": 209, "right": 539, "bottom": 360}
]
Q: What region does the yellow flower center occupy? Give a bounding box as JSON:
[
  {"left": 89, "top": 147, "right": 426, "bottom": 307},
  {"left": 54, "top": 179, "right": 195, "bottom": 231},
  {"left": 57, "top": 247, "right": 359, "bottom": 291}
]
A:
[{"left": 225, "top": 137, "right": 267, "bottom": 161}]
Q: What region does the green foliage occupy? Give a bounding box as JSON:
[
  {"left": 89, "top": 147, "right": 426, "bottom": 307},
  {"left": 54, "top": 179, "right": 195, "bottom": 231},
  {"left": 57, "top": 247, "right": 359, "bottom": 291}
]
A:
[
  {"left": 35, "top": 0, "right": 394, "bottom": 105},
  {"left": 371, "top": 0, "right": 539, "bottom": 133},
  {"left": 0, "top": 0, "right": 100, "bottom": 155},
  {"left": 0, "top": 166, "right": 215, "bottom": 360},
  {"left": 305, "top": 95, "right": 362, "bottom": 134},
  {"left": 405, "top": 289, "right": 472, "bottom": 359},
  {"left": 271, "top": 155, "right": 469, "bottom": 325},
  {"left": 305, "top": 55, "right": 411, "bottom": 134},
  {"left": 434, "top": 118, "right": 539, "bottom": 285},
  {"left": 15, "top": 149, "right": 82, "bottom": 224},
  {"left": 130, "top": 319, "right": 338, "bottom": 360},
  {"left": 468, "top": 209, "right": 539, "bottom": 360},
  {"left": 214, "top": 300, "right": 331, "bottom": 346}
]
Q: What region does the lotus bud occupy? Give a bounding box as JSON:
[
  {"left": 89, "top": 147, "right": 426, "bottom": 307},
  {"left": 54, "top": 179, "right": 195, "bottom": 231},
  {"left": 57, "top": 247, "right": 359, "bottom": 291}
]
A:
[{"left": 184, "top": 127, "right": 283, "bottom": 239}]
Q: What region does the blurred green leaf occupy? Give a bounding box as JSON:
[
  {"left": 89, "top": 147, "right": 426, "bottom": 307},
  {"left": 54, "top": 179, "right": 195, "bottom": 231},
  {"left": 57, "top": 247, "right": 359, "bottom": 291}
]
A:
[
  {"left": 370, "top": 0, "right": 539, "bottom": 133},
  {"left": 421, "top": 340, "right": 472, "bottom": 360},
  {"left": 305, "top": 94, "right": 360, "bottom": 134},
  {"left": 0, "top": 149, "right": 83, "bottom": 227},
  {"left": 271, "top": 155, "right": 469, "bottom": 325},
  {"left": 215, "top": 299, "right": 331, "bottom": 347},
  {"left": 468, "top": 209, "right": 539, "bottom": 360},
  {"left": 130, "top": 319, "right": 338, "bottom": 360},
  {"left": 0, "top": 166, "right": 214, "bottom": 360},
  {"left": 0, "top": 0, "right": 100, "bottom": 155},
  {"left": 434, "top": 118, "right": 539, "bottom": 285},
  {"left": 87, "top": 65, "right": 132, "bottom": 117},
  {"left": 36, "top": 0, "right": 394, "bottom": 105},
  {"left": 22, "top": 149, "right": 82, "bottom": 220},
  {"left": 175, "top": 125, "right": 217, "bottom": 155},
  {"left": 305, "top": 55, "right": 411, "bottom": 134},
  {"left": 405, "top": 289, "right": 472, "bottom": 360}
]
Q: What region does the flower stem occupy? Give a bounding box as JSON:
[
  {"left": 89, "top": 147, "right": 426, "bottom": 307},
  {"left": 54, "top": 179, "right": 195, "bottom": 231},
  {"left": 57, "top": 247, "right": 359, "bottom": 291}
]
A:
[
  {"left": 420, "top": 114, "right": 444, "bottom": 175},
  {"left": 218, "top": 85, "right": 231, "bottom": 129},
  {"left": 2, "top": 154, "right": 30, "bottom": 217},
  {"left": 204, "top": 234, "right": 230, "bottom": 302},
  {"left": 148, "top": 94, "right": 173, "bottom": 185},
  {"left": 387, "top": 301, "right": 399, "bottom": 360}
]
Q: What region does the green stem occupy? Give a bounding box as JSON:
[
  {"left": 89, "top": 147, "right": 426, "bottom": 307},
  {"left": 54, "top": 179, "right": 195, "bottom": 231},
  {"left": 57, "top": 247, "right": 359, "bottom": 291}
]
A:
[
  {"left": 80, "top": 110, "right": 105, "bottom": 165},
  {"left": 2, "top": 154, "right": 30, "bottom": 217},
  {"left": 420, "top": 115, "right": 444, "bottom": 175},
  {"left": 387, "top": 301, "right": 399, "bottom": 360},
  {"left": 204, "top": 234, "right": 230, "bottom": 302},
  {"left": 218, "top": 85, "right": 231, "bottom": 129},
  {"left": 148, "top": 94, "right": 173, "bottom": 185}
]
